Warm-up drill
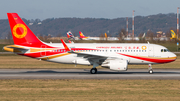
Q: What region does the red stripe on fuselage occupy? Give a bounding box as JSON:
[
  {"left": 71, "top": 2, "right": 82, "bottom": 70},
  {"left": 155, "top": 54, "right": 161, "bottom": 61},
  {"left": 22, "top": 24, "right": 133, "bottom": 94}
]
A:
[{"left": 118, "top": 53, "right": 176, "bottom": 63}]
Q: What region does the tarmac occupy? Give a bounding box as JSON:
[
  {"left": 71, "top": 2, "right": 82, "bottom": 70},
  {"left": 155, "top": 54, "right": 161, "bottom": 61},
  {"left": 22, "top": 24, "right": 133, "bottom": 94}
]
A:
[{"left": 0, "top": 69, "right": 179, "bottom": 79}]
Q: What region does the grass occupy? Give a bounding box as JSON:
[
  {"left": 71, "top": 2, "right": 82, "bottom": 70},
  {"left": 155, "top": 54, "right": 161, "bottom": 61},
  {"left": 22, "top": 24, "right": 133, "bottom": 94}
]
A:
[
  {"left": 0, "top": 79, "right": 179, "bottom": 101},
  {"left": 0, "top": 54, "right": 180, "bottom": 69},
  {"left": 0, "top": 44, "right": 9, "bottom": 52}
]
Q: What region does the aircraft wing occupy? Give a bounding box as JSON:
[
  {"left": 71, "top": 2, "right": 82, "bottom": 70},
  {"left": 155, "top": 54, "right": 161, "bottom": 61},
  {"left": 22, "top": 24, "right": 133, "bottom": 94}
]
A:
[
  {"left": 61, "top": 39, "right": 108, "bottom": 58},
  {"left": 68, "top": 51, "right": 108, "bottom": 59}
]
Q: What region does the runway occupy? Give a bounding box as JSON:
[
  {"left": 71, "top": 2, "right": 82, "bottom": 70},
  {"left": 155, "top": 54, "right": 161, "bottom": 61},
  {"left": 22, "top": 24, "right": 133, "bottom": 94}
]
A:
[{"left": 0, "top": 69, "right": 180, "bottom": 79}]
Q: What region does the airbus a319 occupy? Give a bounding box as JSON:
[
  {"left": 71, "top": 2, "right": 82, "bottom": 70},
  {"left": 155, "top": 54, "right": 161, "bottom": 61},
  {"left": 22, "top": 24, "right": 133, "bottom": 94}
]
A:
[{"left": 4, "top": 13, "right": 177, "bottom": 74}]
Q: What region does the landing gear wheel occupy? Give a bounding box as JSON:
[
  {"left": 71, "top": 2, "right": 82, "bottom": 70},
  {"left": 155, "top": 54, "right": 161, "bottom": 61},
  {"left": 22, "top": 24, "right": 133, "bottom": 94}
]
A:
[
  {"left": 90, "top": 68, "right": 97, "bottom": 74},
  {"left": 149, "top": 69, "right": 153, "bottom": 74}
]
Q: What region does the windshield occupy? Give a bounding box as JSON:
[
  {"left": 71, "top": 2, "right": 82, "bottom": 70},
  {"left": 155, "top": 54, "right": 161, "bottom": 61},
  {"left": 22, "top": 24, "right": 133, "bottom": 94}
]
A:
[{"left": 161, "top": 49, "right": 170, "bottom": 52}]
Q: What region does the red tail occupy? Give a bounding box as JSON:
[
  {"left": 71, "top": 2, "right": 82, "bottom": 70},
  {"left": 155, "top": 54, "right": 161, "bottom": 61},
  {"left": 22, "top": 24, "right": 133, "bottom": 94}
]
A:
[
  {"left": 7, "top": 13, "right": 46, "bottom": 48},
  {"left": 79, "top": 31, "right": 86, "bottom": 38}
]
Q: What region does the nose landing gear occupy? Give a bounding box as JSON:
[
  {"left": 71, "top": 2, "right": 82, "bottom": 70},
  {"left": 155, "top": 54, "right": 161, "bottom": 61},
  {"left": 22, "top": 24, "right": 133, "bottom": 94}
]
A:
[{"left": 148, "top": 64, "right": 153, "bottom": 74}]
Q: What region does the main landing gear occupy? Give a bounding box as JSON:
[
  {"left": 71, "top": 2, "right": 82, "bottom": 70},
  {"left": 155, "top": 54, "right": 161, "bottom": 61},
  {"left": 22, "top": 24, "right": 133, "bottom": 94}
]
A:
[
  {"left": 90, "top": 62, "right": 99, "bottom": 74},
  {"left": 148, "top": 64, "right": 153, "bottom": 74},
  {"left": 90, "top": 68, "right": 97, "bottom": 74}
]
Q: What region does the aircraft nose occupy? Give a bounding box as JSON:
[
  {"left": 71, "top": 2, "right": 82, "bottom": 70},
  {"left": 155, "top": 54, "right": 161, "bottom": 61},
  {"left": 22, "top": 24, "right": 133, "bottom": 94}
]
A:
[{"left": 171, "top": 52, "right": 177, "bottom": 60}]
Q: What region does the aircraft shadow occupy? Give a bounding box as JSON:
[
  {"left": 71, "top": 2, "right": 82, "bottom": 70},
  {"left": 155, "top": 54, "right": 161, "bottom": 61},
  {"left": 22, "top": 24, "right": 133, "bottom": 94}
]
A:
[{"left": 0, "top": 70, "right": 179, "bottom": 74}]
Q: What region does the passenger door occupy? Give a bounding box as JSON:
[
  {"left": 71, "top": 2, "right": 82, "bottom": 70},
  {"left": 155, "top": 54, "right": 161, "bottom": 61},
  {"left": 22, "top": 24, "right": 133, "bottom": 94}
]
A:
[{"left": 148, "top": 46, "right": 154, "bottom": 57}]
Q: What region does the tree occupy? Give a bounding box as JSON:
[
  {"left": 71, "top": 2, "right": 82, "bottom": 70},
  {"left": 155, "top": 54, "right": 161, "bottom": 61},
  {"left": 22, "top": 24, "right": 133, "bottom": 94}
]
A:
[
  {"left": 147, "top": 30, "right": 154, "bottom": 41},
  {"left": 118, "top": 28, "right": 126, "bottom": 41}
]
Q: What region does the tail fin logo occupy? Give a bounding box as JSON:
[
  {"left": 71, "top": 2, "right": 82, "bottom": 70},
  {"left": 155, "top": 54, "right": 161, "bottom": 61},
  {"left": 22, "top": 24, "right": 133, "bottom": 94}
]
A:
[
  {"left": 80, "top": 32, "right": 84, "bottom": 37},
  {"left": 13, "top": 24, "right": 27, "bottom": 39}
]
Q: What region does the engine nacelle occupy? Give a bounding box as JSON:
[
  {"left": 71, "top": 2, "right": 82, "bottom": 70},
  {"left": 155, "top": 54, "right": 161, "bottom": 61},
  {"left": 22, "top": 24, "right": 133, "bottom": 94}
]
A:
[
  {"left": 101, "top": 60, "right": 128, "bottom": 71},
  {"left": 72, "top": 58, "right": 91, "bottom": 65}
]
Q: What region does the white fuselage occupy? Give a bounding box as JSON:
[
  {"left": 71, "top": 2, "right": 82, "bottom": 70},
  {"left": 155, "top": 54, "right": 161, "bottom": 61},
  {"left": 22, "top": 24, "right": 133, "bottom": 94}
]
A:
[{"left": 34, "top": 43, "right": 176, "bottom": 65}]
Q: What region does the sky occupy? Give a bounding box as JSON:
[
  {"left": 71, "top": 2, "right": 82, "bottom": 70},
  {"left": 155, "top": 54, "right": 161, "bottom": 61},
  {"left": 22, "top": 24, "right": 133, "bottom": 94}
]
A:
[{"left": 0, "top": 0, "right": 180, "bottom": 20}]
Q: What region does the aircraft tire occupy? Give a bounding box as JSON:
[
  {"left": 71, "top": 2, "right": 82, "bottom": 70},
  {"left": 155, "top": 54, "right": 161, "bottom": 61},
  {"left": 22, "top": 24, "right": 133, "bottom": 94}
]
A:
[
  {"left": 90, "top": 68, "right": 97, "bottom": 74},
  {"left": 149, "top": 69, "right": 153, "bottom": 74}
]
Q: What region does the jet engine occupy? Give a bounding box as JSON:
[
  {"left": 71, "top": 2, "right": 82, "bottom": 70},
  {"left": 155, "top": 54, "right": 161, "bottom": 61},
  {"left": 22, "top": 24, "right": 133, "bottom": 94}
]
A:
[{"left": 101, "top": 59, "right": 128, "bottom": 71}]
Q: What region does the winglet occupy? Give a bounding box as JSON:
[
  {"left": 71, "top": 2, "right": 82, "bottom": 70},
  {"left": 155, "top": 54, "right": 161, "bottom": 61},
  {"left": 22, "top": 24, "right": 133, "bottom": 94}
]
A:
[{"left": 60, "top": 39, "right": 71, "bottom": 51}]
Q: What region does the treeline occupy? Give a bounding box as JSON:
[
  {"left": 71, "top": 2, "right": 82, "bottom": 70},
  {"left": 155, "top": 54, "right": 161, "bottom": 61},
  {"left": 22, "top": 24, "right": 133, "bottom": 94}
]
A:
[{"left": 0, "top": 13, "right": 178, "bottom": 39}]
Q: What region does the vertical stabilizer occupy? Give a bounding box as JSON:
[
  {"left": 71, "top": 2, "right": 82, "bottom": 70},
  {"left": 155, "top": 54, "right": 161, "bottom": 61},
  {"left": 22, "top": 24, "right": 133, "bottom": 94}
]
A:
[
  {"left": 170, "top": 30, "right": 177, "bottom": 39},
  {"left": 79, "top": 31, "right": 86, "bottom": 38},
  {"left": 7, "top": 13, "right": 45, "bottom": 47}
]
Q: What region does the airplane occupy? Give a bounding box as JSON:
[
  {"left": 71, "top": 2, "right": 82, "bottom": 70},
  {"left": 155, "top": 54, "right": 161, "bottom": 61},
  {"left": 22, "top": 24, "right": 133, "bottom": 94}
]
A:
[
  {"left": 79, "top": 31, "right": 118, "bottom": 40},
  {"left": 170, "top": 30, "right": 178, "bottom": 40},
  {"left": 3, "top": 13, "right": 177, "bottom": 74},
  {"left": 79, "top": 31, "right": 91, "bottom": 40},
  {"left": 105, "top": 33, "right": 108, "bottom": 39},
  {"left": 67, "top": 31, "right": 75, "bottom": 39}
]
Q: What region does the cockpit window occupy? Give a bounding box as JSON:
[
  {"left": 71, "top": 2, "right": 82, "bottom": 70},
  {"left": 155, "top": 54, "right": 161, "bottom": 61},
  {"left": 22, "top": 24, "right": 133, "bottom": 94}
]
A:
[
  {"left": 165, "top": 49, "right": 169, "bottom": 52},
  {"left": 161, "top": 49, "right": 169, "bottom": 52}
]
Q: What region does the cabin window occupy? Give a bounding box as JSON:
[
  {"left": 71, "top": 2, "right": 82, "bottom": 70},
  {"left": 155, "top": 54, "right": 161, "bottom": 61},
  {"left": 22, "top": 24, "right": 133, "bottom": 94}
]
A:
[
  {"left": 128, "top": 50, "right": 130, "bottom": 52},
  {"left": 125, "top": 50, "right": 127, "bottom": 52},
  {"left": 161, "top": 49, "right": 163, "bottom": 52},
  {"left": 139, "top": 50, "right": 141, "bottom": 52},
  {"left": 114, "top": 50, "right": 116, "bottom": 52},
  {"left": 134, "top": 50, "right": 135, "bottom": 52},
  {"left": 142, "top": 50, "right": 144, "bottom": 52}
]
